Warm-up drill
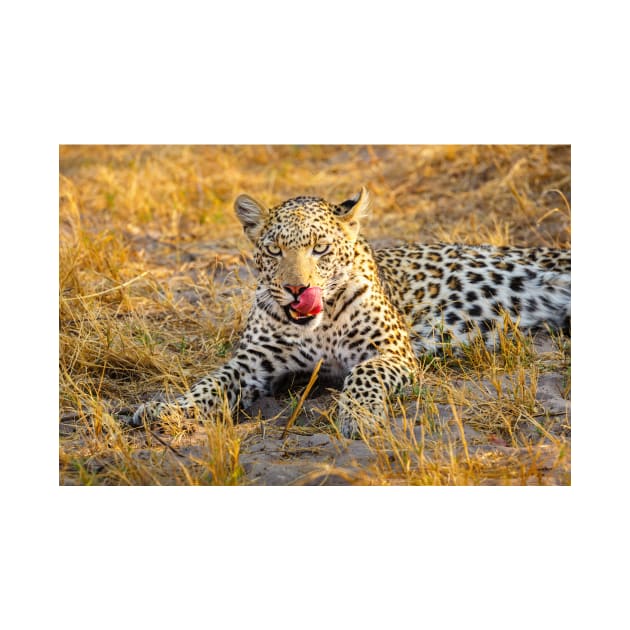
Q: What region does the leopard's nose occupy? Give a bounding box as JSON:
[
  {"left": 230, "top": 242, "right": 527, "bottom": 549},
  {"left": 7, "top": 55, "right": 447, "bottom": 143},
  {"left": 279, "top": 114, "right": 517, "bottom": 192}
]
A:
[{"left": 284, "top": 284, "right": 309, "bottom": 298}]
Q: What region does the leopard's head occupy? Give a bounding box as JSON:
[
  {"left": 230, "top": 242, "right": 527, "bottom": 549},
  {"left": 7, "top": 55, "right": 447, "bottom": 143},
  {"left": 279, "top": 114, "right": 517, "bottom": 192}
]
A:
[{"left": 235, "top": 188, "right": 371, "bottom": 329}]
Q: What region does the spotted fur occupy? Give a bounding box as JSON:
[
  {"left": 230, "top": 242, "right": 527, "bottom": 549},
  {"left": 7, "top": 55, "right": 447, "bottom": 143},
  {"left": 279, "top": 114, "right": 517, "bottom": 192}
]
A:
[{"left": 131, "top": 188, "right": 570, "bottom": 438}]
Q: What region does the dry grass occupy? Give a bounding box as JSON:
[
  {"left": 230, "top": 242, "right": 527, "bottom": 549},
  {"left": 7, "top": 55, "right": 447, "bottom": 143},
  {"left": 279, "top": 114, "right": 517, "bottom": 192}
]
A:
[{"left": 59, "top": 145, "right": 570, "bottom": 485}]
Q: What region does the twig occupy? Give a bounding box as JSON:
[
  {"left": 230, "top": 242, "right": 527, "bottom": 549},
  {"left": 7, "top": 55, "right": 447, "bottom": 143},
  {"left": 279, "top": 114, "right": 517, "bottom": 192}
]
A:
[
  {"left": 148, "top": 428, "right": 187, "bottom": 459},
  {"left": 281, "top": 358, "right": 323, "bottom": 440},
  {"left": 253, "top": 447, "right": 328, "bottom": 456},
  {"left": 63, "top": 271, "right": 150, "bottom": 300}
]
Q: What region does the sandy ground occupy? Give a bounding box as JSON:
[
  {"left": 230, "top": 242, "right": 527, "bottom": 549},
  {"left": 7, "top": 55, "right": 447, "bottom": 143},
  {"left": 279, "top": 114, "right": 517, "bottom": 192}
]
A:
[{"left": 234, "top": 371, "right": 568, "bottom": 486}]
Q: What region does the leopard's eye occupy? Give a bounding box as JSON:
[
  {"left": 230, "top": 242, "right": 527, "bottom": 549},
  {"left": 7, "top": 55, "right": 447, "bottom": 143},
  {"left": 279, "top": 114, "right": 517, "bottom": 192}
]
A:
[
  {"left": 265, "top": 244, "right": 282, "bottom": 257},
  {"left": 313, "top": 243, "right": 331, "bottom": 255}
]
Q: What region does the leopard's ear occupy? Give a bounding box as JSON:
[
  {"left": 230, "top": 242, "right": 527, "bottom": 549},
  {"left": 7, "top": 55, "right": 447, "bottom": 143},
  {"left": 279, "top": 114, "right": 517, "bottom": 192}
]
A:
[
  {"left": 235, "top": 194, "right": 268, "bottom": 243},
  {"left": 336, "top": 186, "right": 371, "bottom": 239}
]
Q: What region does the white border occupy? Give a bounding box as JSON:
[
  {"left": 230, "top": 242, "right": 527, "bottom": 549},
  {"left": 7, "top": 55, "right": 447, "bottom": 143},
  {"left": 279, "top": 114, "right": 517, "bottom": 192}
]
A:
[{"left": 3, "top": 2, "right": 628, "bottom": 628}]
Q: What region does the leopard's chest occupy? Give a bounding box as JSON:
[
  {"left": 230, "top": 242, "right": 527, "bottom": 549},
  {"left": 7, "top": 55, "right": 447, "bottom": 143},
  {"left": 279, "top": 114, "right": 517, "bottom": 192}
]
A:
[{"left": 260, "top": 319, "right": 381, "bottom": 387}]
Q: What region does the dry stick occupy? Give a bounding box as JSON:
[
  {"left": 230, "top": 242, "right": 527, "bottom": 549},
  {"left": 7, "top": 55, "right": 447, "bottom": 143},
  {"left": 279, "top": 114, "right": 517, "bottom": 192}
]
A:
[
  {"left": 148, "top": 428, "right": 187, "bottom": 459},
  {"left": 281, "top": 358, "right": 324, "bottom": 440},
  {"left": 64, "top": 271, "right": 150, "bottom": 300}
]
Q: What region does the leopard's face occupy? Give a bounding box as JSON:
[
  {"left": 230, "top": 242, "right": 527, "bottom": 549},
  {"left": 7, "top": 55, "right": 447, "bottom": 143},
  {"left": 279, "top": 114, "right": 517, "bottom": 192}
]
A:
[{"left": 235, "top": 190, "right": 370, "bottom": 329}]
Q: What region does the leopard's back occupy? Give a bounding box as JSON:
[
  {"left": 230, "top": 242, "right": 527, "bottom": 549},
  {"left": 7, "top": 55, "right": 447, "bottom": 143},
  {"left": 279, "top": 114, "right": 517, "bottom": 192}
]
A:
[{"left": 375, "top": 242, "right": 571, "bottom": 353}]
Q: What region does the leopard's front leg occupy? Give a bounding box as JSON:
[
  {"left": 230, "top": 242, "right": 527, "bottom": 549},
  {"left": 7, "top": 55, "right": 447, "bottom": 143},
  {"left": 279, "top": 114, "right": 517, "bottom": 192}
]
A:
[
  {"left": 130, "top": 349, "right": 268, "bottom": 427},
  {"left": 336, "top": 354, "right": 416, "bottom": 439}
]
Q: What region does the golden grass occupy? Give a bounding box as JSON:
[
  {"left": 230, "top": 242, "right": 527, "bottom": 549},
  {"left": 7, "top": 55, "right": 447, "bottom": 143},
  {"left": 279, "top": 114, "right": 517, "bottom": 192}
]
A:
[{"left": 59, "top": 145, "right": 570, "bottom": 485}]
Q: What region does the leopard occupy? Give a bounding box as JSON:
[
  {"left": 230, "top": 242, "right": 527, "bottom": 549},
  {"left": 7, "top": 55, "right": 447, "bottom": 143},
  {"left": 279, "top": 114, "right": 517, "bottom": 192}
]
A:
[{"left": 131, "top": 187, "right": 570, "bottom": 438}]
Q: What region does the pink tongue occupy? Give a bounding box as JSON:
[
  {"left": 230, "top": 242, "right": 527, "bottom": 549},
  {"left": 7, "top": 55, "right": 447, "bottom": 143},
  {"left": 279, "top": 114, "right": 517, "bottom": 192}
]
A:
[{"left": 291, "top": 286, "right": 323, "bottom": 316}]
